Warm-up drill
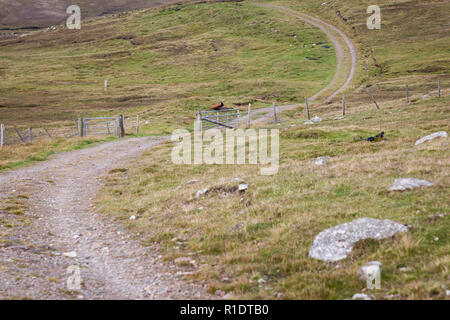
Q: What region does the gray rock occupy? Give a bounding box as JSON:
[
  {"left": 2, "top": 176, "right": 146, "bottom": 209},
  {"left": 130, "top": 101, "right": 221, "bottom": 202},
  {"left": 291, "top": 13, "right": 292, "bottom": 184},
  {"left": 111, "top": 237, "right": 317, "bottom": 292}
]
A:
[
  {"left": 231, "top": 223, "right": 244, "bottom": 233},
  {"left": 415, "top": 131, "right": 447, "bottom": 145},
  {"left": 358, "top": 261, "right": 382, "bottom": 282},
  {"left": 309, "top": 218, "right": 408, "bottom": 262},
  {"left": 422, "top": 94, "right": 430, "bottom": 99},
  {"left": 352, "top": 293, "right": 372, "bottom": 300},
  {"left": 187, "top": 179, "right": 198, "bottom": 185},
  {"left": 238, "top": 184, "right": 248, "bottom": 192},
  {"left": 388, "top": 178, "right": 433, "bottom": 191},
  {"left": 63, "top": 251, "right": 77, "bottom": 258},
  {"left": 311, "top": 116, "right": 322, "bottom": 123},
  {"left": 195, "top": 188, "right": 209, "bottom": 198},
  {"left": 315, "top": 156, "right": 331, "bottom": 166}
]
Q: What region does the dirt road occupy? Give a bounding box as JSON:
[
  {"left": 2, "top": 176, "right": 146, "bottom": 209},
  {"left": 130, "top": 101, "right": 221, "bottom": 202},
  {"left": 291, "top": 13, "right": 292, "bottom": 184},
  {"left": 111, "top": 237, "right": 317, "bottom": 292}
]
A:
[{"left": 0, "top": 6, "right": 357, "bottom": 300}]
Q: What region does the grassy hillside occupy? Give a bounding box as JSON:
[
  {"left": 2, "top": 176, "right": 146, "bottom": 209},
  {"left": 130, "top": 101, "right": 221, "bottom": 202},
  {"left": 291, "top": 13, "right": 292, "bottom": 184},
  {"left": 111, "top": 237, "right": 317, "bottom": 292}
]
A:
[
  {"left": 0, "top": 1, "right": 335, "bottom": 131},
  {"left": 96, "top": 1, "right": 449, "bottom": 299}
]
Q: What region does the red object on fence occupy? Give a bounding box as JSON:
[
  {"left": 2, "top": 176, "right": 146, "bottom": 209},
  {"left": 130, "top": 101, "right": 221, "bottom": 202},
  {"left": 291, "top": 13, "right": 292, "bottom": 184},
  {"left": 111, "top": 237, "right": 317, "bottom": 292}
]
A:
[{"left": 210, "top": 101, "right": 225, "bottom": 110}]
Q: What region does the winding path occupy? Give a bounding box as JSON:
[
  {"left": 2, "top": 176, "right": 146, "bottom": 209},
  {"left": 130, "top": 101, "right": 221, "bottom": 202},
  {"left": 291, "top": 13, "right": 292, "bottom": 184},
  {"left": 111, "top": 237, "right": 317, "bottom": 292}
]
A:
[{"left": 0, "top": 5, "right": 357, "bottom": 299}]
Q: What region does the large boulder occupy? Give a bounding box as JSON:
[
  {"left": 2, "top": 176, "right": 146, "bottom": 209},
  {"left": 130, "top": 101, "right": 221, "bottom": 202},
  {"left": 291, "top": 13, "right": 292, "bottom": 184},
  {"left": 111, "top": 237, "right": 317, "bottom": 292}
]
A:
[{"left": 309, "top": 218, "right": 408, "bottom": 262}]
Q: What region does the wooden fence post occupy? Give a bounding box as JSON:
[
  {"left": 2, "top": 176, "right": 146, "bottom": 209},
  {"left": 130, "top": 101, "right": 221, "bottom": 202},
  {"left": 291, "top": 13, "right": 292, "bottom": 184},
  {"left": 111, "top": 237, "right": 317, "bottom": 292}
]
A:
[
  {"left": 406, "top": 85, "right": 409, "bottom": 104},
  {"left": 438, "top": 79, "right": 441, "bottom": 98},
  {"left": 367, "top": 89, "right": 380, "bottom": 110},
  {"left": 79, "top": 118, "right": 84, "bottom": 137},
  {"left": 273, "top": 103, "right": 278, "bottom": 122},
  {"left": 15, "top": 128, "right": 25, "bottom": 142},
  {"left": 136, "top": 115, "right": 140, "bottom": 134},
  {"left": 43, "top": 127, "right": 53, "bottom": 139},
  {"left": 342, "top": 95, "right": 345, "bottom": 116},
  {"left": 29, "top": 127, "right": 33, "bottom": 142},
  {"left": 305, "top": 98, "right": 310, "bottom": 120},
  {"left": 119, "top": 114, "right": 125, "bottom": 138},
  {"left": 1, "top": 123, "right": 5, "bottom": 147},
  {"left": 196, "top": 111, "right": 202, "bottom": 132},
  {"left": 237, "top": 110, "right": 240, "bottom": 128},
  {"left": 247, "top": 103, "right": 251, "bottom": 128}
]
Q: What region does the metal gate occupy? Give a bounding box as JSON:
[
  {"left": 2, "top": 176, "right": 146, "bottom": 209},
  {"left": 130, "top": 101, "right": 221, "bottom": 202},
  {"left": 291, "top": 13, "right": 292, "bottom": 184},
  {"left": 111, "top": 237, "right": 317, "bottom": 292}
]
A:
[
  {"left": 82, "top": 117, "right": 119, "bottom": 137},
  {"left": 197, "top": 109, "right": 240, "bottom": 131}
]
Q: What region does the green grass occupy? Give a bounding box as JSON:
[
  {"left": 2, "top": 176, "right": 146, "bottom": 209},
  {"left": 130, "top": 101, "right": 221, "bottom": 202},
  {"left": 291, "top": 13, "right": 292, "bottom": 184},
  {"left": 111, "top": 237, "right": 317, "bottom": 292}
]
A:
[
  {"left": 0, "top": 1, "right": 335, "bottom": 133},
  {"left": 98, "top": 94, "right": 449, "bottom": 299}
]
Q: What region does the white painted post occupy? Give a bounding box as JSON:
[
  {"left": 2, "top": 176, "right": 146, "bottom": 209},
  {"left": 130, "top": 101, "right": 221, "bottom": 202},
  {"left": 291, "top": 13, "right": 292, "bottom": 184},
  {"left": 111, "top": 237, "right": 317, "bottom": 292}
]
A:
[
  {"left": 104, "top": 79, "right": 108, "bottom": 91},
  {"left": 247, "top": 103, "right": 251, "bottom": 128},
  {"left": 136, "top": 115, "right": 140, "bottom": 134},
  {"left": 273, "top": 102, "right": 278, "bottom": 122},
  {"left": 1, "top": 123, "right": 5, "bottom": 147}
]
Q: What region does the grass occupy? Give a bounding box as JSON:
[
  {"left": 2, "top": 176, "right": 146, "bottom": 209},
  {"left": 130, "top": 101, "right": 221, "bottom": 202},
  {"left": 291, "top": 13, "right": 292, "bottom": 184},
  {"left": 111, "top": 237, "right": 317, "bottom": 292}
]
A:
[
  {"left": 95, "top": 1, "right": 449, "bottom": 299},
  {"left": 0, "top": 1, "right": 335, "bottom": 131},
  {"left": 98, "top": 93, "right": 449, "bottom": 299},
  {"left": 0, "top": 0, "right": 449, "bottom": 299}
]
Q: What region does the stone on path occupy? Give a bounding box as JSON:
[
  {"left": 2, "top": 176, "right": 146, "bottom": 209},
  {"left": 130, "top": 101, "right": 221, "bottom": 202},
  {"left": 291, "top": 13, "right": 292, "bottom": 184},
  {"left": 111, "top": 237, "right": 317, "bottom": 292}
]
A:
[
  {"left": 63, "top": 251, "right": 77, "bottom": 258},
  {"left": 388, "top": 178, "right": 433, "bottom": 192},
  {"left": 309, "top": 218, "right": 408, "bottom": 262},
  {"left": 415, "top": 131, "right": 447, "bottom": 145}
]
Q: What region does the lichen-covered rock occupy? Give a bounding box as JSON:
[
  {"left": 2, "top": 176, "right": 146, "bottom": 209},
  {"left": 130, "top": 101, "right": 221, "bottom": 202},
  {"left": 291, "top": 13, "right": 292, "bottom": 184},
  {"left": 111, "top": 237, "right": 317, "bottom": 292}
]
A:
[
  {"left": 415, "top": 131, "right": 447, "bottom": 145},
  {"left": 388, "top": 178, "right": 433, "bottom": 191},
  {"left": 309, "top": 218, "right": 408, "bottom": 262}
]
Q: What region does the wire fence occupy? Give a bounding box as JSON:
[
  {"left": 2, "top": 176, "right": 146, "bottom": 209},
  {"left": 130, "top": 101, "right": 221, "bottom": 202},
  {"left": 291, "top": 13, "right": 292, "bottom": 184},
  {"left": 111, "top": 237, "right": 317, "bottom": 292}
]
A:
[{"left": 1, "top": 115, "right": 143, "bottom": 147}]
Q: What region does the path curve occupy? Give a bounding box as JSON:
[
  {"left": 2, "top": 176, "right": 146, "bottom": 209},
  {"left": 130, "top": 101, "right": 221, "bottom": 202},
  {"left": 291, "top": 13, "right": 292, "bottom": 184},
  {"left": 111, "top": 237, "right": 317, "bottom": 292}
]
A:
[{"left": 242, "top": 3, "right": 358, "bottom": 124}]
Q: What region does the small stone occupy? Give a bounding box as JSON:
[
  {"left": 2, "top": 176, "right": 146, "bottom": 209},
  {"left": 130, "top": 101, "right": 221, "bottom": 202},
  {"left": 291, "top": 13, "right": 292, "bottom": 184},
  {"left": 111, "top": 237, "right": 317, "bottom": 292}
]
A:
[
  {"left": 311, "top": 116, "right": 322, "bottom": 123},
  {"left": 422, "top": 94, "right": 430, "bottom": 99},
  {"left": 215, "top": 290, "right": 224, "bottom": 296},
  {"left": 174, "top": 257, "right": 196, "bottom": 266},
  {"left": 238, "top": 184, "right": 248, "bottom": 192},
  {"left": 434, "top": 237, "right": 439, "bottom": 241},
  {"left": 415, "top": 131, "right": 447, "bottom": 145},
  {"left": 187, "top": 179, "right": 198, "bottom": 184},
  {"left": 358, "top": 261, "right": 382, "bottom": 282},
  {"left": 352, "top": 293, "right": 372, "bottom": 300},
  {"left": 399, "top": 267, "right": 411, "bottom": 272},
  {"left": 446, "top": 290, "right": 450, "bottom": 296},
  {"left": 232, "top": 178, "right": 245, "bottom": 183},
  {"left": 63, "top": 251, "right": 77, "bottom": 258},
  {"left": 222, "top": 277, "right": 230, "bottom": 283},
  {"left": 129, "top": 215, "right": 136, "bottom": 221},
  {"left": 258, "top": 278, "right": 266, "bottom": 284},
  {"left": 231, "top": 223, "right": 244, "bottom": 233},
  {"left": 304, "top": 120, "right": 314, "bottom": 125},
  {"left": 388, "top": 178, "right": 433, "bottom": 192},
  {"left": 197, "top": 207, "right": 204, "bottom": 211},
  {"left": 195, "top": 188, "right": 209, "bottom": 198},
  {"left": 315, "top": 156, "right": 330, "bottom": 166}
]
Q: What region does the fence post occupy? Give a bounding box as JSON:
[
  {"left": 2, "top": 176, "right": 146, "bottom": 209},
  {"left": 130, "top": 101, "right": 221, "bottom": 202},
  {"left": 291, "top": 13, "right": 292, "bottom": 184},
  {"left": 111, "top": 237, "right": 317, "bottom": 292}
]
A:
[
  {"left": 29, "top": 127, "right": 33, "bottom": 142},
  {"left": 247, "top": 103, "right": 251, "bottom": 128},
  {"left": 342, "top": 95, "right": 345, "bottom": 116},
  {"left": 438, "top": 79, "right": 441, "bottom": 98},
  {"left": 273, "top": 102, "right": 278, "bottom": 122},
  {"left": 1, "top": 123, "right": 4, "bottom": 147},
  {"left": 43, "top": 127, "right": 52, "bottom": 139},
  {"left": 406, "top": 85, "right": 409, "bottom": 104},
  {"left": 237, "top": 110, "right": 240, "bottom": 128},
  {"left": 305, "top": 98, "right": 310, "bottom": 120},
  {"left": 196, "top": 111, "right": 202, "bottom": 132},
  {"left": 367, "top": 89, "right": 380, "bottom": 110},
  {"left": 119, "top": 115, "right": 125, "bottom": 138},
  {"left": 104, "top": 79, "right": 108, "bottom": 91},
  {"left": 136, "top": 115, "right": 140, "bottom": 134}
]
